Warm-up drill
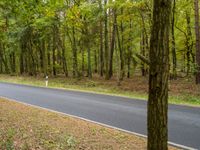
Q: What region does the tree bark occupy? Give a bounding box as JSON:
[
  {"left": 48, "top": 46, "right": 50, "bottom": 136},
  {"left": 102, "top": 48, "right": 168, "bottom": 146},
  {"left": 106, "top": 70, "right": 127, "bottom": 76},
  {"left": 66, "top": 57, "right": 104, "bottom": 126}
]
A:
[
  {"left": 171, "top": 0, "right": 177, "bottom": 79},
  {"left": 194, "top": 0, "right": 200, "bottom": 84},
  {"left": 127, "top": 19, "right": 132, "bottom": 78},
  {"left": 148, "top": 0, "right": 171, "bottom": 150},
  {"left": 52, "top": 25, "right": 57, "bottom": 76},
  {"left": 99, "top": 19, "right": 104, "bottom": 77},
  {"left": 140, "top": 32, "right": 146, "bottom": 76},
  {"left": 185, "top": 11, "right": 193, "bottom": 76},
  {"left": 119, "top": 8, "right": 125, "bottom": 80},
  {"left": 108, "top": 9, "right": 117, "bottom": 79},
  {"left": 72, "top": 26, "right": 78, "bottom": 78},
  {"left": 104, "top": 0, "right": 109, "bottom": 80},
  {"left": 61, "top": 33, "right": 68, "bottom": 77},
  {"left": 98, "top": 0, "right": 104, "bottom": 77},
  {"left": 86, "top": 29, "right": 92, "bottom": 79}
]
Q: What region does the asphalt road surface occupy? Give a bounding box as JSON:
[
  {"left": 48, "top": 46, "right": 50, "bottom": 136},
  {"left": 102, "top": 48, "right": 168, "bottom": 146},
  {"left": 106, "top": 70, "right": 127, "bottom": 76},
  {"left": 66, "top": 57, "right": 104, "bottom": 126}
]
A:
[{"left": 0, "top": 82, "right": 200, "bottom": 149}]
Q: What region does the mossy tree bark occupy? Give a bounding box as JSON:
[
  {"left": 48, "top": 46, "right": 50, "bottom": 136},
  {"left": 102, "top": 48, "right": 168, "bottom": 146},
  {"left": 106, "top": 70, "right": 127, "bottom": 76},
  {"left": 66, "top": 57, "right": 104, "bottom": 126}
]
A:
[{"left": 148, "top": 0, "right": 171, "bottom": 150}]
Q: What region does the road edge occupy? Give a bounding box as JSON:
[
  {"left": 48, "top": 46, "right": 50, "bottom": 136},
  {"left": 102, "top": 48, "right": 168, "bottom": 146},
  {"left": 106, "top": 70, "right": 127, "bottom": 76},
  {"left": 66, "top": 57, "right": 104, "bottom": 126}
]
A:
[
  {"left": 0, "top": 81, "right": 200, "bottom": 108},
  {"left": 0, "top": 96, "right": 197, "bottom": 150}
]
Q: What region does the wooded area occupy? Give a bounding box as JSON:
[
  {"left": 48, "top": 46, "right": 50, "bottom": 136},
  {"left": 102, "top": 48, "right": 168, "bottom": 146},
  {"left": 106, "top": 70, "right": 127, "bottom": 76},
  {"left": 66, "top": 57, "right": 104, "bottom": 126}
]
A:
[
  {"left": 0, "top": 0, "right": 200, "bottom": 150},
  {"left": 0, "top": 0, "right": 199, "bottom": 84}
]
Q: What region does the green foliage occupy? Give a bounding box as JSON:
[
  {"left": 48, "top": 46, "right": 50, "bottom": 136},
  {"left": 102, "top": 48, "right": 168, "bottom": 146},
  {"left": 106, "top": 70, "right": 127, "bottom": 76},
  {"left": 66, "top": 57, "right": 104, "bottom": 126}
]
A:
[{"left": 0, "top": 0, "right": 197, "bottom": 79}]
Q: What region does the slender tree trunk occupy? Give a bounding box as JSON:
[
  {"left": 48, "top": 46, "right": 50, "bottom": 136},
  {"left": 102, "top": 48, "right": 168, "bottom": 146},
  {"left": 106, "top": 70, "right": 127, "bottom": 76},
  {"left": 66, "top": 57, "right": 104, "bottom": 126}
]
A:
[
  {"left": 127, "top": 19, "right": 132, "bottom": 78},
  {"left": 171, "top": 0, "right": 177, "bottom": 79},
  {"left": 104, "top": 0, "right": 109, "bottom": 80},
  {"left": 194, "top": 0, "right": 200, "bottom": 84},
  {"left": 10, "top": 52, "right": 16, "bottom": 73},
  {"left": 120, "top": 8, "right": 125, "bottom": 80},
  {"left": 108, "top": 9, "right": 116, "bottom": 79},
  {"left": 99, "top": 0, "right": 104, "bottom": 77},
  {"left": 72, "top": 26, "right": 78, "bottom": 78},
  {"left": 0, "top": 43, "right": 9, "bottom": 73},
  {"left": 42, "top": 40, "right": 47, "bottom": 75},
  {"left": 140, "top": 12, "right": 149, "bottom": 76},
  {"left": 148, "top": 0, "right": 171, "bottom": 150},
  {"left": 61, "top": 33, "right": 68, "bottom": 77},
  {"left": 47, "top": 37, "right": 51, "bottom": 75},
  {"left": 52, "top": 28, "right": 56, "bottom": 76},
  {"left": 116, "top": 23, "right": 124, "bottom": 81},
  {"left": 20, "top": 44, "right": 24, "bottom": 74},
  {"left": 186, "top": 11, "right": 193, "bottom": 76},
  {"left": 81, "top": 45, "right": 85, "bottom": 76},
  {"left": 86, "top": 29, "right": 92, "bottom": 79},
  {"left": 99, "top": 19, "right": 104, "bottom": 77},
  {"left": 94, "top": 49, "right": 98, "bottom": 73},
  {"left": 140, "top": 32, "right": 146, "bottom": 76}
]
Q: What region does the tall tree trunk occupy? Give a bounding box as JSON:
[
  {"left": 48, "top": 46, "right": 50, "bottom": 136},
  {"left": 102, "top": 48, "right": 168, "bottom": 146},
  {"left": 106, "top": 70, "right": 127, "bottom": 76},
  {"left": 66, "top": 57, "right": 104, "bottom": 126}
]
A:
[
  {"left": 81, "top": 45, "right": 85, "bottom": 76},
  {"left": 47, "top": 37, "right": 51, "bottom": 75},
  {"left": 0, "top": 43, "right": 9, "bottom": 73},
  {"left": 140, "top": 32, "right": 146, "bottom": 76},
  {"left": 186, "top": 11, "right": 193, "bottom": 76},
  {"left": 99, "top": 19, "right": 104, "bottom": 77},
  {"left": 194, "top": 0, "right": 200, "bottom": 84},
  {"left": 104, "top": 0, "right": 109, "bottom": 80},
  {"left": 86, "top": 29, "right": 92, "bottom": 79},
  {"left": 120, "top": 8, "right": 125, "bottom": 80},
  {"left": 148, "top": 0, "right": 171, "bottom": 150},
  {"left": 127, "top": 19, "right": 132, "bottom": 78},
  {"left": 171, "top": 0, "right": 177, "bottom": 79},
  {"left": 140, "top": 11, "right": 149, "bottom": 77},
  {"left": 52, "top": 28, "right": 56, "bottom": 76},
  {"left": 61, "top": 33, "right": 68, "bottom": 77},
  {"left": 20, "top": 44, "right": 25, "bottom": 74},
  {"left": 94, "top": 49, "right": 98, "bottom": 73},
  {"left": 116, "top": 22, "right": 123, "bottom": 81},
  {"left": 72, "top": 26, "right": 78, "bottom": 78},
  {"left": 10, "top": 52, "right": 16, "bottom": 73},
  {"left": 98, "top": 0, "right": 104, "bottom": 77},
  {"left": 108, "top": 9, "right": 117, "bottom": 79}
]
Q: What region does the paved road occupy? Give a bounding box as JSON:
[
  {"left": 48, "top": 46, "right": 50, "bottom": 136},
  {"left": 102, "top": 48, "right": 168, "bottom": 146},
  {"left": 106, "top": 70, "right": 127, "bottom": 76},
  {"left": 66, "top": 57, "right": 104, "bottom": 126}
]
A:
[{"left": 0, "top": 82, "right": 200, "bottom": 149}]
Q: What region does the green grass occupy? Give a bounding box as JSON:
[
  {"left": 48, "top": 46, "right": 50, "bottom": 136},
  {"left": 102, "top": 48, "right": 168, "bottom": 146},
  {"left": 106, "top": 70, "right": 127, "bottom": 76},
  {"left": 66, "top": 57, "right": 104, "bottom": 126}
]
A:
[{"left": 0, "top": 74, "right": 199, "bottom": 107}]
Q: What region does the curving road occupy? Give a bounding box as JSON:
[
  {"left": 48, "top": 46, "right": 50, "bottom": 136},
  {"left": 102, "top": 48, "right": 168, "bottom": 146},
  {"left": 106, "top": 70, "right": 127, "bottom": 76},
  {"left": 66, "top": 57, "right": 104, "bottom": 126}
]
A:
[{"left": 0, "top": 82, "right": 200, "bottom": 149}]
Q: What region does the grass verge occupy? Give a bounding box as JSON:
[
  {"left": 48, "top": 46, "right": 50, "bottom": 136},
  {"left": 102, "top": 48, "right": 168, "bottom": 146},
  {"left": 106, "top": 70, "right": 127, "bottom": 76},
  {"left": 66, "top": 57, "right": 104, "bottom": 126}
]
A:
[
  {"left": 0, "top": 98, "right": 179, "bottom": 150},
  {"left": 0, "top": 74, "right": 199, "bottom": 106}
]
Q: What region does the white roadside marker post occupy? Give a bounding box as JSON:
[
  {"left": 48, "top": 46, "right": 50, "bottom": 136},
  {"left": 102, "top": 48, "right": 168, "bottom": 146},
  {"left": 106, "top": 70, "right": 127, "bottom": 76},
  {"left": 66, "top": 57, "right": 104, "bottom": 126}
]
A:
[{"left": 45, "top": 76, "right": 48, "bottom": 87}]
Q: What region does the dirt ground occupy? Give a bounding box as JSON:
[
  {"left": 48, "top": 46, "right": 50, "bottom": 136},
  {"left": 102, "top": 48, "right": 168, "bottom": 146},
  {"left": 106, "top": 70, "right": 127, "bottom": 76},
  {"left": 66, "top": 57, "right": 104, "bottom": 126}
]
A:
[{"left": 0, "top": 98, "right": 179, "bottom": 150}]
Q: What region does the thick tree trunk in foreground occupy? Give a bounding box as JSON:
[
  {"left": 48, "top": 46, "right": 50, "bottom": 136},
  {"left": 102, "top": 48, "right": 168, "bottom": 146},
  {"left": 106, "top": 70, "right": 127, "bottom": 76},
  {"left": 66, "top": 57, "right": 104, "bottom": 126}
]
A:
[
  {"left": 194, "top": 0, "right": 200, "bottom": 84},
  {"left": 148, "top": 0, "right": 171, "bottom": 150}
]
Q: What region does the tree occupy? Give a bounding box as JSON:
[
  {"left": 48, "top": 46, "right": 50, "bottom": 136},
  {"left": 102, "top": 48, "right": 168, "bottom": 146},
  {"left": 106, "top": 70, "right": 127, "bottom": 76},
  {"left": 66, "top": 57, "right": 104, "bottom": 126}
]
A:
[
  {"left": 171, "top": 0, "right": 177, "bottom": 79},
  {"left": 194, "top": 0, "right": 200, "bottom": 84},
  {"left": 148, "top": 0, "right": 171, "bottom": 150},
  {"left": 0, "top": 0, "right": 198, "bottom": 84},
  {"left": 104, "top": 0, "right": 109, "bottom": 80}
]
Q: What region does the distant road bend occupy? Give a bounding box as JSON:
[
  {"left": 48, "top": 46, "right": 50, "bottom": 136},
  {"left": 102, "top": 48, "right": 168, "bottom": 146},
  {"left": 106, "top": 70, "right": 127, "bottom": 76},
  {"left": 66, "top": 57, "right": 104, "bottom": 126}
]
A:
[{"left": 0, "top": 82, "right": 200, "bottom": 149}]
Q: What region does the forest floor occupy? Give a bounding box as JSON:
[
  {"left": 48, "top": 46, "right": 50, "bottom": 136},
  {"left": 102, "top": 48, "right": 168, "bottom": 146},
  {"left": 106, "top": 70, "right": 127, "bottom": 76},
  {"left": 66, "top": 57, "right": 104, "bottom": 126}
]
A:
[
  {"left": 0, "top": 98, "right": 179, "bottom": 150},
  {"left": 0, "top": 74, "right": 200, "bottom": 106}
]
